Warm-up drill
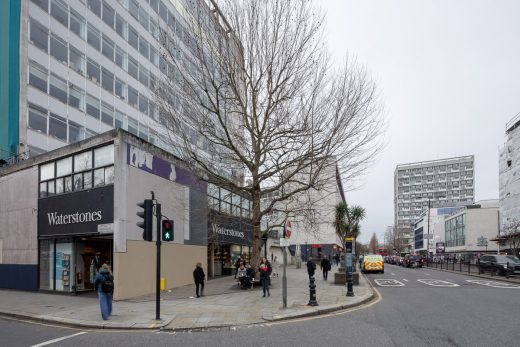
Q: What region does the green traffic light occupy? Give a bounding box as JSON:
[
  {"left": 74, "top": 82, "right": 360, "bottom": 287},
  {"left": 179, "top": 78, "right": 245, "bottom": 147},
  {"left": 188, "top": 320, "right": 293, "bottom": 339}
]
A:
[{"left": 161, "top": 220, "right": 174, "bottom": 241}]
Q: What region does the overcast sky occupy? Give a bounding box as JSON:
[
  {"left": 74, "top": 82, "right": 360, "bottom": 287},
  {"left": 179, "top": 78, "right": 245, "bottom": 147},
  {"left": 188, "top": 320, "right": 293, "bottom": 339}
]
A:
[{"left": 320, "top": 0, "right": 520, "bottom": 243}]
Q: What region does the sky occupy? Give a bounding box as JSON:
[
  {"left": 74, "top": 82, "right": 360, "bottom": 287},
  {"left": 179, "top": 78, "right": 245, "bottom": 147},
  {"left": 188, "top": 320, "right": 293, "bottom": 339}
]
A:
[{"left": 319, "top": 0, "right": 520, "bottom": 243}]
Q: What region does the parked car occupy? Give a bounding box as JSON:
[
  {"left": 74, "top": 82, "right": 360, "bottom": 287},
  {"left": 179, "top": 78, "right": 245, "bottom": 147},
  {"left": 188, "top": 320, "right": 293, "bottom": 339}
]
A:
[
  {"left": 479, "top": 255, "right": 520, "bottom": 276},
  {"left": 361, "top": 254, "right": 384, "bottom": 273},
  {"left": 404, "top": 254, "right": 424, "bottom": 268}
]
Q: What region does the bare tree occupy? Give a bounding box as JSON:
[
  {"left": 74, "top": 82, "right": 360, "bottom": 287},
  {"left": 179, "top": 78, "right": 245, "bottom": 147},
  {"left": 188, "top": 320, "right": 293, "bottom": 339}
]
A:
[
  {"left": 369, "top": 233, "right": 379, "bottom": 254},
  {"left": 155, "top": 0, "right": 385, "bottom": 268},
  {"left": 501, "top": 220, "right": 520, "bottom": 257}
]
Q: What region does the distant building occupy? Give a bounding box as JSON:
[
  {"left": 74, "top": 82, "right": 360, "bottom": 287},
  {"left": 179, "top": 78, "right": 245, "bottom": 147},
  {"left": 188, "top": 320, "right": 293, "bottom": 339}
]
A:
[
  {"left": 394, "top": 156, "right": 475, "bottom": 253},
  {"left": 412, "top": 206, "right": 461, "bottom": 255}
]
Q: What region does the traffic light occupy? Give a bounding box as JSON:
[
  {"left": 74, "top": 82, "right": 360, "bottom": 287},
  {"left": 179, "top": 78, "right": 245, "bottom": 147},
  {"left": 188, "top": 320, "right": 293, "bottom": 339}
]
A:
[
  {"left": 162, "top": 220, "right": 174, "bottom": 242},
  {"left": 137, "top": 199, "right": 153, "bottom": 241}
]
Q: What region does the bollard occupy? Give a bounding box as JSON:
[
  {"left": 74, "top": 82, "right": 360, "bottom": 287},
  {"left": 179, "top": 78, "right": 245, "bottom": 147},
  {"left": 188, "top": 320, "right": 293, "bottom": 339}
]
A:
[
  {"left": 308, "top": 276, "right": 318, "bottom": 306},
  {"left": 477, "top": 259, "right": 481, "bottom": 275},
  {"left": 506, "top": 262, "right": 509, "bottom": 279}
]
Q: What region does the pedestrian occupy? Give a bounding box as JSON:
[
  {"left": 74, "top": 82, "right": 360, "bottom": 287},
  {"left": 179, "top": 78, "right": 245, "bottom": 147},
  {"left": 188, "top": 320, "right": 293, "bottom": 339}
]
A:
[
  {"left": 90, "top": 252, "right": 102, "bottom": 283},
  {"left": 321, "top": 256, "right": 331, "bottom": 280},
  {"left": 193, "top": 262, "right": 205, "bottom": 297},
  {"left": 234, "top": 254, "right": 245, "bottom": 279},
  {"left": 272, "top": 256, "right": 280, "bottom": 277},
  {"left": 259, "top": 257, "right": 272, "bottom": 297},
  {"left": 307, "top": 257, "right": 316, "bottom": 279},
  {"left": 93, "top": 263, "right": 113, "bottom": 320}
]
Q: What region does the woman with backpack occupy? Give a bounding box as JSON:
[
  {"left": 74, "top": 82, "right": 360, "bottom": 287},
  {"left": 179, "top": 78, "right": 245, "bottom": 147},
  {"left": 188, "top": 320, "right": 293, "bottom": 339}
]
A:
[{"left": 94, "top": 263, "right": 114, "bottom": 320}]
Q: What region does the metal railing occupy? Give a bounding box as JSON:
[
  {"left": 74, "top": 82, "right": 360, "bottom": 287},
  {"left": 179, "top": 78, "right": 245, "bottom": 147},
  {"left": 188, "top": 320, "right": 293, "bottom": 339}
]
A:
[{"left": 425, "top": 259, "right": 517, "bottom": 279}]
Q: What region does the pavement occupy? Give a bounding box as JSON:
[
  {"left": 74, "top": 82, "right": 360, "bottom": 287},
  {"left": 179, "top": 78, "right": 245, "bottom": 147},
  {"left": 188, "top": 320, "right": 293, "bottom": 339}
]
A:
[{"left": 0, "top": 264, "right": 374, "bottom": 331}]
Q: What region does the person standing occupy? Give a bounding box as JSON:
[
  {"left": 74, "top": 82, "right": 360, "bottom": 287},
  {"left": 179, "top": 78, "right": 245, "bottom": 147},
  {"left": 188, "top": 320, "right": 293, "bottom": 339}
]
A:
[
  {"left": 272, "top": 256, "right": 280, "bottom": 277},
  {"left": 234, "top": 254, "right": 245, "bottom": 279},
  {"left": 321, "top": 257, "right": 331, "bottom": 280},
  {"left": 259, "top": 257, "right": 272, "bottom": 297},
  {"left": 193, "top": 262, "right": 206, "bottom": 298},
  {"left": 93, "top": 263, "right": 113, "bottom": 320},
  {"left": 307, "top": 257, "right": 316, "bottom": 279}
]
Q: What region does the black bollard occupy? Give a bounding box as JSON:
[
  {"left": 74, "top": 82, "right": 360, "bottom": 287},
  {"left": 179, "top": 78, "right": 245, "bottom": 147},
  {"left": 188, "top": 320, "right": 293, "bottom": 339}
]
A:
[{"left": 308, "top": 276, "right": 318, "bottom": 306}]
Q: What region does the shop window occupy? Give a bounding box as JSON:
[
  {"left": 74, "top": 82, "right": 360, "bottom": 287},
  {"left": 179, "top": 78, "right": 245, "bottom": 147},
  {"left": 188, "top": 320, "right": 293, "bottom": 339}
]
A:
[
  {"left": 102, "top": 35, "right": 114, "bottom": 60},
  {"left": 56, "top": 177, "right": 64, "bottom": 194},
  {"left": 139, "top": 94, "right": 148, "bottom": 115},
  {"left": 101, "top": 68, "right": 114, "bottom": 93},
  {"left": 101, "top": 102, "right": 114, "bottom": 126},
  {"left": 139, "top": 36, "right": 149, "bottom": 59},
  {"left": 94, "top": 168, "right": 105, "bottom": 187},
  {"left": 31, "top": 0, "right": 49, "bottom": 12},
  {"left": 84, "top": 171, "right": 93, "bottom": 189},
  {"left": 115, "top": 78, "right": 126, "bottom": 100},
  {"left": 74, "top": 151, "right": 92, "bottom": 172},
  {"left": 69, "top": 121, "right": 83, "bottom": 143},
  {"left": 29, "top": 61, "right": 48, "bottom": 93},
  {"left": 28, "top": 103, "right": 48, "bottom": 134},
  {"left": 115, "top": 13, "right": 127, "bottom": 39},
  {"left": 40, "top": 162, "right": 55, "bottom": 181},
  {"left": 128, "top": 117, "right": 138, "bottom": 135},
  {"left": 68, "top": 84, "right": 85, "bottom": 111},
  {"left": 102, "top": 1, "right": 115, "bottom": 28},
  {"left": 87, "top": 24, "right": 101, "bottom": 51},
  {"left": 115, "top": 46, "right": 127, "bottom": 70},
  {"left": 49, "top": 113, "right": 67, "bottom": 142},
  {"left": 69, "top": 9, "right": 86, "bottom": 39},
  {"left": 69, "top": 46, "right": 86, "bottom": 76},
  {"left": 88, "top": 0, "right": 101, "bottom": 18},
  {"left": 30, "top": 18, "right": 49, "bottom": 52},
  {"left": 50, "top": 33, "right": 68, "bottom": 64},
  {"left": 128, "top": 85, "right": 138, "bottom": 108},
  {"left": 128, "top": 57, "right": 138, "bottom": 80},
  {"left": 39, "top": 239, "right": 54, "bottom": 290},
  {"left": 87, "top": 58, "right": 100, "bottom": 84},
  {"left": 56, "top": 156, "right": 72, "bottom": 177},
  {"left": 128, "top": 25, "right": 138, "bottom": 51},
  {"left": 139, "top": 65, "right": 149, "bottom": 87},
  {"left": 50, "top": 0, "right": 68, "bottom": 27},
  {"left": 64, "top": 176, "right": 72, "bottom": 192},
  {"left": 94, "top": 144, "right": 114, "bottom": 167},
  {"left": 86, "top": 94, "right": 100, "bottom": 119},
  {"left": 49, "top": 74, "right": 68, "bottom": 104}
]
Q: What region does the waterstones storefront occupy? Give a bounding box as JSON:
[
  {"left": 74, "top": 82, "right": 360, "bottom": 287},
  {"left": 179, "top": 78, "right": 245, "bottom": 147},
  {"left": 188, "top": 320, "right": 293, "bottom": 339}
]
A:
[{"left": 37, "top": 144, "right": 115, "bottom": 293}]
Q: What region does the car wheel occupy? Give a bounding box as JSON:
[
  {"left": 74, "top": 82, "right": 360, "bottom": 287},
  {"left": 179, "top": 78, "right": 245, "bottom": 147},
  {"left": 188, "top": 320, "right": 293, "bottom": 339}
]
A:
[
  {"left": 495, "top": 268, "right": 502, "bottom": 276},
  {"left": 381, "top": 270, "right": 384, "bottom": 274}
]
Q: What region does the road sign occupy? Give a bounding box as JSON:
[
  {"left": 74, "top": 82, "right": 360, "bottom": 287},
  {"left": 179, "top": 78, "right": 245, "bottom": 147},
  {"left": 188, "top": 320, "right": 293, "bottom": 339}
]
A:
[
  {"left": 476, "top": 236, "right": 488, "bottom": 247},
  {"left": 284, "top": 220, "right": 292, "bottom": 238},
  {"left": 344, "top": 237, "right": 353, "bottom": 241}
]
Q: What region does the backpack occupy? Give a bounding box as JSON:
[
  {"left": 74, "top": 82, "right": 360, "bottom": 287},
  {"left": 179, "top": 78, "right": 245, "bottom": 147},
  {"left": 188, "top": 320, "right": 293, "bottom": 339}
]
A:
[{"left": 101, "top": 275, "right": 114, "bottom": 294}]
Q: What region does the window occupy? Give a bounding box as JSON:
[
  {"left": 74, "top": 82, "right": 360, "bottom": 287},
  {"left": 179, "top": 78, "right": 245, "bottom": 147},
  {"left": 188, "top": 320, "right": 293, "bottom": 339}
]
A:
[
  {"left": 139, "top": 7, "right": 149, "bottom": 30},
  {"left": 68, "top": 120, "right": 83, "bottom": 143},
  {"left": 138, "top": 65, "right": 149, "bottom": 87},
  {"left": 49, "top": 74, "right": 67, "bottom": 103},
  {"left": 56, "top": 178, "right": 64, "bottom": 194},
  {"left": 87, "top": 58, "right": 100, "bottom": 83},
  {"left": 49, "top": 113, "right": 67, "bottom": 141},
  {"left": 41, "top": 162, "right": 55, "bottom": 181},
  {"left": 150, "top": 46, "right": 159, "bottom": 66},
  {"left": 105, "top": 166, "right": 114, "bottom": 184},
  {"left": 139, "top": 94, "right": 148, "bottom": 115},
  {"left": 115, "top": 110, "right": 124, "bottom": 128},
  {"left": 84, "top": 171, "right": 93, "bottom": 188},
  {"left": 128, "top": 117, "right": 138, "bottom": 135},
  {"left": 128, "top": 25, "right": 138, "bottom": 51},
  {"left": 159, "top": 1, "right": 167, "bottom": 22},
  {"left": 115, "top": 78, "right": 126, "bottom": 99},
  {"left": 56, "top": 156, "right": 72, "bottom": 177},
  {"left": 94, "top": 168, "right": 105, "bottom": 187},
  {"left": 29, "top": 61, "right": 48, "bottom": 93},
  {"left": 87, "top": 24, "right": 101, "bottom": 51},
  {"left": 86, "top": 94, "right": 100, "bottom": 119},
  {"left": 28, "top": 103, "right": 47, "bottom": 134},
  {"left": 50, "top": 0, "right": 68, "bottom": 27},
  {"left": 74, "top": 151, "right": 92, "bottom": 171},
  {"left": 159, "top": 56, "right": 167, "bottom": 75},
  {"left": 127, "top": 85, "right": 138, "bottom": 108},
  {"left": 115, "top": 13, "right": 127, "bottom": 39},
  {"left": 128, "top": 56, "right": 138, "bottom": 80},
  {"left": 150, "top": 18, "right": 158, "bottom": 39},
  {"left": 50, "top": 33, "right": 68, "bottom": 63},
  {"left": 139, "top": 124, "right": 148, "bottom": 141},
  {"left": 69, "top": 10, "right": 86, "bottom": 39},
  {"left": 101, "top": 68, "right": 114, "bottom": 93},
  {"left": 85, "top": 128, "right": 98, "bottom": 139},
  {"left": 115, "top": 46, "right": 127, "bottom": 70},
  {"left": 139, "top": 36, "right": 149, "bottom": 59},
  {"left": 69, "top": 46, "right": 85, "bottom": 75},
  {"left": 150, "top": 0, "right": 158, "bottom": 12},
  {"left": 64, "top": 176, "right": 72, "bottom": 192},
  {"left": 102, "top": 35, "right": 114, "bottom": 60},
  {"left": 129, "top": 0, "right": 139, "bottom": 19},
  {"left": 30, "top": 19, "right": 48, "bottom": 51},
  {"left": 94, "top": 144, "right": 114, "bottom": 167},
  {"left": 102, "top": 1, "right": 115, "bottom": 28},
  {"left": 73, "top": 173, "right": 83, "bottom": 191},
  {"left": 31, "top": 0, "right": 48, "bottom": 12},
  {"left": 88, "top": 0, "right": 101, "bottom": 18},
  {"left": 68, "top": 84, "right": 85, "bottom": 111},
  {"left": 101, "top": 102, "right": 114, "bottom": 126}
]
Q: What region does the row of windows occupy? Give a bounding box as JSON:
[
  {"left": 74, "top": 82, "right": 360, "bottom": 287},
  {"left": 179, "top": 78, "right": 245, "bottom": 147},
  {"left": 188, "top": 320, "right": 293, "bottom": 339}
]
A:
[
  {"left": 39, "top": 143, "right": 115, "bottom": 198},
  {"left": 208, "top": 183, "right": 251, "bottom": 219}
]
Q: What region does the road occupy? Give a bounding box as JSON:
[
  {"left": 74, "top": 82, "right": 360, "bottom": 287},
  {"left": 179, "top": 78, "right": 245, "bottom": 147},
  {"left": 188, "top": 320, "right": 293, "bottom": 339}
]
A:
[{"left": 2, "top": 265, "right": 519, "bottom": 347}]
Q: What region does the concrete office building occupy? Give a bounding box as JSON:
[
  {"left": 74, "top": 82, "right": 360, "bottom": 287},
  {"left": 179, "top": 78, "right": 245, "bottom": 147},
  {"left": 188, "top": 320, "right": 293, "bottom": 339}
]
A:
[
  {"left": 394, "top": 156, "right": 475, "bottom": 253},
  {"left": 0, "top": 0, "right": 241, "bottom": 183}
]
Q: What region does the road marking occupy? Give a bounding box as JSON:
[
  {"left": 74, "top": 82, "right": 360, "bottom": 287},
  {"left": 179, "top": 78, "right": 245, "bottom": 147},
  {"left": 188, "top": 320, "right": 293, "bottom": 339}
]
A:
[
  {"left": 374, "top": 279, "right": 405, "bottom": 287},
  {"left": 31, "top": 332, "right": 86, "bottom": 347},
  {"left": 418, "top": 279, "right": 459, "bottom": 287},
  {"left": 466, "top": 280, "right": 520, "bottom": 289},
  {"left": 402, "top": 279, "right": 408, "bottom": 282},
  {"left": 390, "top": 273, "right": 395, "bottom": 276}
]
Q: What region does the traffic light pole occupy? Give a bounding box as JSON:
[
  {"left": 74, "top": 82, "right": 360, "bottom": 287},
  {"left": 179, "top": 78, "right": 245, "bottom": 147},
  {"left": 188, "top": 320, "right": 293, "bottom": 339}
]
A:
[{"left": 155, "top": 203, "right": 162, "bottom": 320}]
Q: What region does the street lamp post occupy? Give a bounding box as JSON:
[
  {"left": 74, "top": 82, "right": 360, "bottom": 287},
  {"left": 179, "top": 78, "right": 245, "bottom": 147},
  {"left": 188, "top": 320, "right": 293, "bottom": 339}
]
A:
[
  {"left": 262, "top": 233, "right": 268, "bottom": 259},
  {"left": 426, "top": 199, "right": 431, "bottom": 261}
]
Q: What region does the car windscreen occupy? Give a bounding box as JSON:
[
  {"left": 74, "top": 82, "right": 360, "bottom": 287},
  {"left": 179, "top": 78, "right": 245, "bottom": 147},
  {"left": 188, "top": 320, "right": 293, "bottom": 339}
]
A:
[{"left": 505, "top": 255, "right": 520, "bottom": 263}]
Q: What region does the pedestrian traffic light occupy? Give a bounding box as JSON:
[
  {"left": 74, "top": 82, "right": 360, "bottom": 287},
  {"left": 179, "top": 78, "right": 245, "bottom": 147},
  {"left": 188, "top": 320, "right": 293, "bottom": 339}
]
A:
[
  {"left": 137, "top": 199, "right": 153, "bottom": 241},
  {"left": 161, "top": 219, "right": 174, "bottom": 242}
]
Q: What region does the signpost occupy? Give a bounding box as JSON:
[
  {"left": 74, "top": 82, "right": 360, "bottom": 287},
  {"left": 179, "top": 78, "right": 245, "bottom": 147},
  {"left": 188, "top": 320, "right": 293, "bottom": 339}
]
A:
[
  {"left": 345, "top": 237, "right": 354, "bottom": 297},
  {"left": 282, "top": 219, "right": 291, "bottom": 308}
]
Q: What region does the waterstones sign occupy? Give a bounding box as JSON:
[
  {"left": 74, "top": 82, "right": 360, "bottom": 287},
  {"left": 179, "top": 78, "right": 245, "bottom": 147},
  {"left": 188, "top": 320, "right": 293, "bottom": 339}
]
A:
[
  {"left": 212, "top": 224, "right": 245, "bottom": 239},
  {"left": 209, "top": 210, "right": 252, "bottom": 246},
  {"left": 38, "top": 186, "right": 114, "bottom": 236}
]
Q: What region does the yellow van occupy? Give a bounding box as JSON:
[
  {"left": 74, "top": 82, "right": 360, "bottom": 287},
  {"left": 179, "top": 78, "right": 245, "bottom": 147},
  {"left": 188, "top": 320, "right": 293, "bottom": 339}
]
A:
[{"left": 361, "top": 254, "right": 384, "bottom": 274}]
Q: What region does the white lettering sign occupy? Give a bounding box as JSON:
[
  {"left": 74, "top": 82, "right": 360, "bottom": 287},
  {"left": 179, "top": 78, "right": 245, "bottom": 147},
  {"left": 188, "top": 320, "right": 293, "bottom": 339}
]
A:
[
  {"left": 212, "top": 224, "right": 245, "bottom": 239},
  {"left": 47, "top": 211, "right": 102, "bottom": 226}
]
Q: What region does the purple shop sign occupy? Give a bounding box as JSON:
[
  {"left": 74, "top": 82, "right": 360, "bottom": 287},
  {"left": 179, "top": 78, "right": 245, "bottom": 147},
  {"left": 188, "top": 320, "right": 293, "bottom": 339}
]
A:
[{"left": 127, "top": 144, "right": 206, "bottom": 192}]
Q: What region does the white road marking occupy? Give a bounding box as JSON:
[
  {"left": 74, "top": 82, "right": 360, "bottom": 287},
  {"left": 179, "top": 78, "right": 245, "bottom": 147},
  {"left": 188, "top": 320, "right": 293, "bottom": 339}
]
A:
[
  {"left": 390, "top": 273, "right": 395, "bottom": 276},
  {"left": 418, "top": 279, "right": 459, "bottom": 287},
  {"left": 30, "top": 332, "right": 86, "bottom": 347},
  {"left": 466, "top": 280, "right": 520, "bottom": 289},
  {"left": 402, "top": 279, "right": 409, "bottom": 282},
  {"left": 374, "top": 279, "right": 405, "bottom": 287}
]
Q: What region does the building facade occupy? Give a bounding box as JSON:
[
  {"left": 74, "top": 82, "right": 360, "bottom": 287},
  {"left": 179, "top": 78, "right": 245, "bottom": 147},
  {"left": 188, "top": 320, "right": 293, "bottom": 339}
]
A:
[{"left": 394, "top": 156, "right": 475, "bottom": 253}]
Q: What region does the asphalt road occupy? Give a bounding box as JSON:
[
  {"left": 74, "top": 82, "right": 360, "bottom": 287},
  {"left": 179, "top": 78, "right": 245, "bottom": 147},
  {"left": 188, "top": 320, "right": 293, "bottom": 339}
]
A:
[{"left": 2, "top": 266, "right": 519, "bottom": 347}]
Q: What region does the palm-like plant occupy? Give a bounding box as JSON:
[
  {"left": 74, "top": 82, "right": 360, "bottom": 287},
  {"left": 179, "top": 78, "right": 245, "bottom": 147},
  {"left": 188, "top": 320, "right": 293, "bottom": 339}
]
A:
[{"left": 334, "top": 202, "right": 366, "bottom": 240}]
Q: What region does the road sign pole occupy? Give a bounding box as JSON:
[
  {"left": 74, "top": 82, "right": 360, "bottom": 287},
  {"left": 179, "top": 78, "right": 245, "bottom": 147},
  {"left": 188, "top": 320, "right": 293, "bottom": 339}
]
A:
[
  {"left": 155, "top": 203, "right": 161, "bottom": 320},
  {"left": 282, "top": 246, "right": 287, "bottom": 308}
]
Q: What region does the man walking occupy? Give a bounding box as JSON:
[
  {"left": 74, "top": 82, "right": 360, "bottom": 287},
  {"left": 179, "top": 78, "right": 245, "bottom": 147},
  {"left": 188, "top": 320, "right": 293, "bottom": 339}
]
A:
[
  {"left": 306, "top": 257, "right": 316, "bottom": 279},
  {"left": 321, "top": 256, "right": 331, "bottom": 280}
]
